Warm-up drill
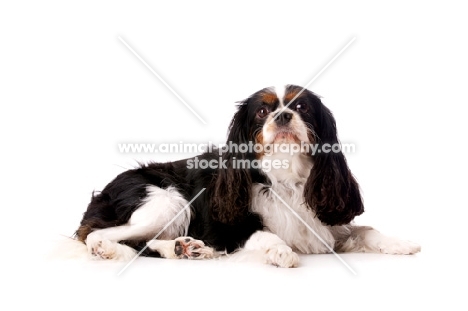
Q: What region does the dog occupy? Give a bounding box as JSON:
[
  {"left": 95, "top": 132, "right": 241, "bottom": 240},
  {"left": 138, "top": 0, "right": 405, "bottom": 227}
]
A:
[{"left": 75, "top": 84, "right": 420, "bottom": 267}]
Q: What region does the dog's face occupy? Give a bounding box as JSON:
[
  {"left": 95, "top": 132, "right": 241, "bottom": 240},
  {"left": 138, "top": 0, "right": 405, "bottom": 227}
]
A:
[
  {"left": 214, "top": 84, "right": 364, "bottom": 226},
  {"left": 238, "top": 85, "right": 323, "bottom": 152}
]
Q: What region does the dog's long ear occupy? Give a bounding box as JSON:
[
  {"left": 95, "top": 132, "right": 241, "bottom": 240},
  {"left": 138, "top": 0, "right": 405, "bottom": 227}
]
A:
[
  {"left": 303, "top": 99, "right": 364, "bottom": 226},
  {"left": 211, "top": 100, "right": 254, "bottom": 223}
]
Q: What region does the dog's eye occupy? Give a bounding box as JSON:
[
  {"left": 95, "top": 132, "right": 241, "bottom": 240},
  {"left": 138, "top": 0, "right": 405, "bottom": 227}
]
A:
[
  {"left": 257, "top": 107, "right": 269, "bottom": 118},
  {"left": 294, "top": 102, "right": 308, "bottom": 113}
]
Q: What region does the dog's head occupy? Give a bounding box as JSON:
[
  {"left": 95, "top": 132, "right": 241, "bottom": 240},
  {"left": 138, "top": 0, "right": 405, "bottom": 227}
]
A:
[{"left": 211, "top": 85, "right": 364, "bottom": 226}]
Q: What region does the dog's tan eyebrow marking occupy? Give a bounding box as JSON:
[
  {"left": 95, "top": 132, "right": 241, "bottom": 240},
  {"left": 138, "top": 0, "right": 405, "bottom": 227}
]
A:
[
  {"left": 260, "top": 92, "right": 279, "bottom": 105},
  {"left": 284, "top": 90, "right": 304, "bottom": 103}
]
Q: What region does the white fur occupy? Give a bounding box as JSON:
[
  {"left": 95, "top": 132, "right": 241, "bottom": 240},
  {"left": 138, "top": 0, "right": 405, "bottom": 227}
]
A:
[
  {"left": 47, "top": 236, "right": 92, "bottom": 260},
  {"left": 146, "top": 239, "right": 179, "bottom": 259},
  {"left": 252, "top": 151, "right": 335, "bottom": 254},
  {"left": 86, "top": 236, "right": 137, "bottom": 261},
  {"left": 63, "top": 85, "right": 421, "bottom": 266},
  {"left": 243, "top": 231, "right": 299, "bottom": 268},
  {"left": 129, "top": 185, "right": 191, "bottom": 239},
  {"left": 350, "top": 230, "right": 421, "bottom": 254},
  {"left": 273, "top": 85, "right": 286, "bottom": 107},
  {"left": 85, "top": 185, "right": 191, "bottom": 260}
]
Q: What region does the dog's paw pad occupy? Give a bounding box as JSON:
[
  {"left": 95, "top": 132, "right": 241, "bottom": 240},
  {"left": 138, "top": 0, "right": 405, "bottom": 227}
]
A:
[
  {"left": 174, "top": 237, "right": 214, "bottom": 259},
  {"left": 89, "top": 239, "right": 116, "bottom": 260}
]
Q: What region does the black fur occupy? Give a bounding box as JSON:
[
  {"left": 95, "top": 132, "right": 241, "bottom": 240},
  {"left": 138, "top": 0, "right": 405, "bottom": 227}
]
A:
[
  {"left": 77, "top": 153, "right": 264, "bottom": 253},
  {"left": 291, "top": 85, "right": 364, "bottom": 225},
  {"left": 76, "top": 85, "right": 363, "bottom": 255}
]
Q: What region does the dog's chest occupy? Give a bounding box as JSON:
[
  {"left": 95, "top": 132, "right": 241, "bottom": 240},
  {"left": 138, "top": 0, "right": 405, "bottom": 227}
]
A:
[{"left": 251, "top": 181, "right": 334, "bottom": 254}]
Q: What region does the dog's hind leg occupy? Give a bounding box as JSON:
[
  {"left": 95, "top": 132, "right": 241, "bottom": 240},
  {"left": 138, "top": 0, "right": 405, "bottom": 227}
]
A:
[{"left": 85, "top": 185, "right": 192, "bottom": 260}]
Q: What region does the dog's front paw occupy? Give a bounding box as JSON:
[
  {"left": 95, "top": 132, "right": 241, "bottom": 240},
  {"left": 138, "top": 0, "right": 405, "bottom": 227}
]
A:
[
  {"left": 266, "top": 245, "right": 299, "bottom": 268},
  {"left": 378, "top": 238, "right": 421, "bottom": 255}
]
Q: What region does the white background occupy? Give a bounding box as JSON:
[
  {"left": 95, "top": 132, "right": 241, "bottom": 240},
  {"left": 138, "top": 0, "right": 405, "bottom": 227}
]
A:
[{"left": 1, "top": 1, "right": 467, "bottom": 310}]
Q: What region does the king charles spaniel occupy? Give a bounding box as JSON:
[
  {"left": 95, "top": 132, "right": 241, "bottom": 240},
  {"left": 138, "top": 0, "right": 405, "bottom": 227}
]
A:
[{"left": 75, "top": 85, "right": 420, "bottom": 267}]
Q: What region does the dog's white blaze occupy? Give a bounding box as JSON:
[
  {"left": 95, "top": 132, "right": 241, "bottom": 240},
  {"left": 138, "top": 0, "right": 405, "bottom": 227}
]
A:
[{"left": 274, "top": 84, "right": 286, "bottom": 107}]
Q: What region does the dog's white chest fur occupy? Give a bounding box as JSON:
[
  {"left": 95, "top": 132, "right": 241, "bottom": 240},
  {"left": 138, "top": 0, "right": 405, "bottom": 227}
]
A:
[{"left": 251, "top": 153, "right": 335, "bottom": 254}]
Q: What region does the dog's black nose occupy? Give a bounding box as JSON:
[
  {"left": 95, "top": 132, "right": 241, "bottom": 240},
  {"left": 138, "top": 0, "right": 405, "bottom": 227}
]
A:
[{"left": 275, "top": 112, "right": 293, "bottom": 126}]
